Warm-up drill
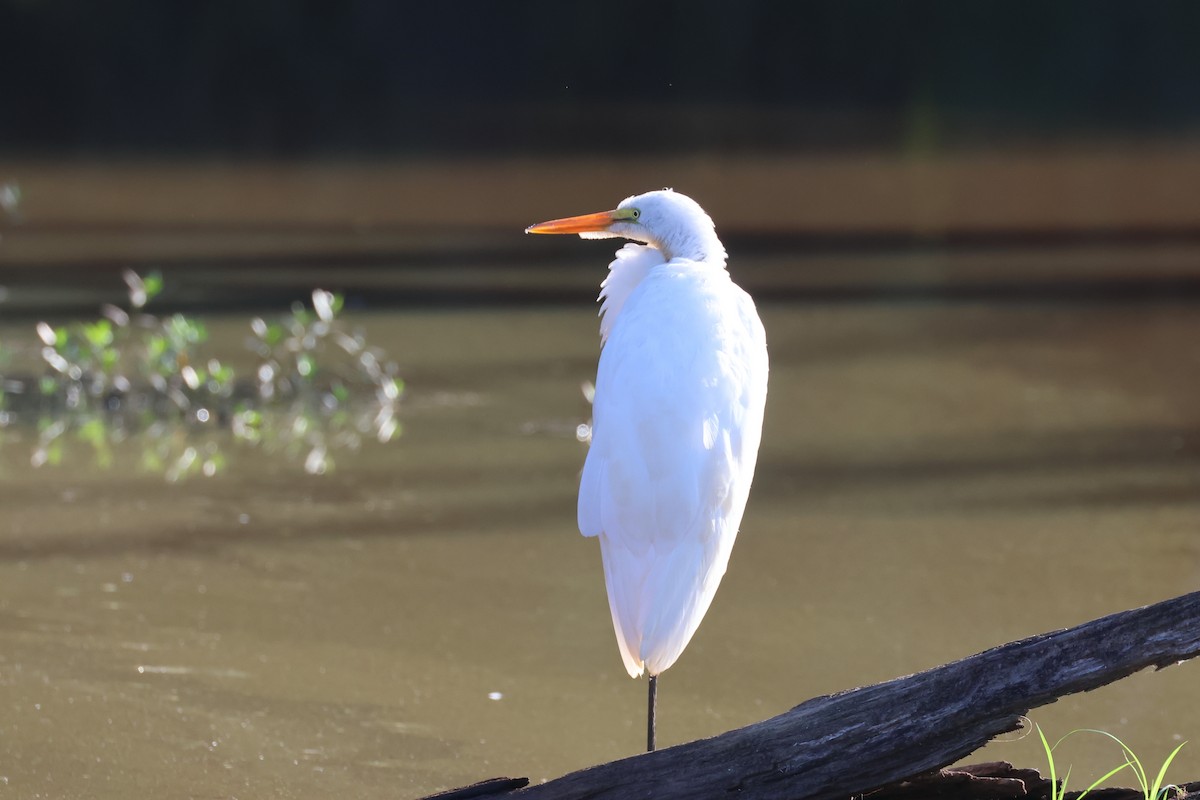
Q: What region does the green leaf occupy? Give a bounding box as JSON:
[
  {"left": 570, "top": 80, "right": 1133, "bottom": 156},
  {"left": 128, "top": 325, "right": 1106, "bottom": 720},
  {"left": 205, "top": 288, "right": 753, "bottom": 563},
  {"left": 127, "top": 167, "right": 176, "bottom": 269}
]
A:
[
  {"left": 167, "top": 314, "right": 207, "bottom": 346},
  {"left": 1037, "top": 725, "right": 1061, "bottom": 800},
  {"left": 146, "top": 332, "right": 167, "bottom": 362},
  {"left": 78, "top": 418, "right": 106, "bottom": 447},
  {"left": 83, "top": 319, "right": 114, "bottom": 349},
  {"left": 208, "top": 360, "right": 235, "bottom": 389},
  {"left": 386, "top": 377, "right": 405, "bottom": 399},
  {"left": 1077, "top": 759, "right": 1134, "bottom": 800},
  {"left": 1149, "top": 741, "right": 1186, "bottom": 800},
  {"left": 143, "top": 270, "right": 164, "bottom": 303},
  {"left": 296, "top": 353, "right": 315, "bottom": 379}
]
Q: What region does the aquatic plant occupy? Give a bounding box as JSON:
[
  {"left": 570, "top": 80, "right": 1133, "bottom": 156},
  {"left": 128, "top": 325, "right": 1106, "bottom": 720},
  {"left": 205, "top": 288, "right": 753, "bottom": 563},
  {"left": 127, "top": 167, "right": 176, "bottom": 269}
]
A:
[
  {"left": 1076, "top": 729, "right": 1187, "bottom": 800},
  {"left": 1035, "top": 723, "right": 1186, "bottom": 800},
  {"left": 0, "top": 271, "right": 404, "bottom": 479},
  {"left": 31, "top": 269, "right": 235, "bottom": 410},
  {"left": 1037, "top": 724, "right": 1132, "bottom": 800},
  {"left": 244, "top": 288, "right": 403, "bottom": 443}
]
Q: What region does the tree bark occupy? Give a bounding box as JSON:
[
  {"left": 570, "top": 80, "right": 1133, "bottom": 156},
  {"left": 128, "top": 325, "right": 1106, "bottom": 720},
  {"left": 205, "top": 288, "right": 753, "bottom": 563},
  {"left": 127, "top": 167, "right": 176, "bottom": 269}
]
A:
[{"left": 425, "top": 590, "right": 1200, "bottom": 800}]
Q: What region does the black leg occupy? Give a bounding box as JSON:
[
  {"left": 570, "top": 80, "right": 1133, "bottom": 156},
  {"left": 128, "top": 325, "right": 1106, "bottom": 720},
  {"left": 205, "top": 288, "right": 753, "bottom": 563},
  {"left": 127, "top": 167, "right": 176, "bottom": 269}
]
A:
[{"left": 647, "top": 674, "right": 657, "bottom": 752}]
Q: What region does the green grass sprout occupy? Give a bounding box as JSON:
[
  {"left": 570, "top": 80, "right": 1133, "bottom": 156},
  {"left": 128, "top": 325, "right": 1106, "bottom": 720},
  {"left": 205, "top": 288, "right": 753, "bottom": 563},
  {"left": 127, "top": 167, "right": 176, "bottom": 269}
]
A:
[
  {"left": 1036, "top": 723, "right": 1135, "bottom": 800},
  {"left": 1077, "top": 729, "right": 1187, "bottom": 800},
  {"left": 1035, "top": 723, "right": 1188, "bottom": 800}
]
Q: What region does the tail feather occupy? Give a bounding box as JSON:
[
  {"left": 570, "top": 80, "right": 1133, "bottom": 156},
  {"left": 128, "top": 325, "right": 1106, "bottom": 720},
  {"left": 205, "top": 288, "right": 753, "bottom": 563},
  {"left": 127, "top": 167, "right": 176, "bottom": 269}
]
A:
[
  {"left": 599, "top": 532, "right": 733, "bottom": 678},
  {"left": 599, "top": 534, "right": 646, "bottom": 678}
]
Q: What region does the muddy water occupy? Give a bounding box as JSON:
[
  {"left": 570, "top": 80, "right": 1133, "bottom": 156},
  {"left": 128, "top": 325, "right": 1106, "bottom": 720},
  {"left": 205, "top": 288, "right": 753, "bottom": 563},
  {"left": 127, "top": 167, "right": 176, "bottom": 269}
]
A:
[{"left": 0, "top": 301, "right": 1198, "bottom": 799}]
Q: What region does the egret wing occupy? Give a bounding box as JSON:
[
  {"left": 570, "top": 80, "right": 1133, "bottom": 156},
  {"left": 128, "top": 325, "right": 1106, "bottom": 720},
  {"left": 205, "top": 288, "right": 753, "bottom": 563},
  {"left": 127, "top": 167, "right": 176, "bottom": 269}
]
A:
[{"left": 578, "top": 264, "right": 768, "bottom": 677}]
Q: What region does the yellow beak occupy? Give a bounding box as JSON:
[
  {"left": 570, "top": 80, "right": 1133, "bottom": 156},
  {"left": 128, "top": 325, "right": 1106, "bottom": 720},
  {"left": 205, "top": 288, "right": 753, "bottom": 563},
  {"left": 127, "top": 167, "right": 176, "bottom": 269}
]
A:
[{"left": 525, "top": 209, "right": 620, "bottom": 235}]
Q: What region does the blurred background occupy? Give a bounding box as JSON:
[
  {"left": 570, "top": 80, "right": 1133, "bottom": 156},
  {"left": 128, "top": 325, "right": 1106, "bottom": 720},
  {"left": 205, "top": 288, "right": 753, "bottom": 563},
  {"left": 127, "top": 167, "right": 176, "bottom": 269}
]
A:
[
  {"left": 0, "top": 2, "right": 1198, "bottom": 799},
  {"left": 2, "top": 0, "right": 1199, "bottom": 309}
]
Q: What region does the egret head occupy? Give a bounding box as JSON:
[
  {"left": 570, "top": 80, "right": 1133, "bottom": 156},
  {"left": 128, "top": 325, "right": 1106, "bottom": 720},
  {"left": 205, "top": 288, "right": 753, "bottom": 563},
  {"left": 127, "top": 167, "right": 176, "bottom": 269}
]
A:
[{"left": 526, "top": 189, "right": 726, "bottom": 265}]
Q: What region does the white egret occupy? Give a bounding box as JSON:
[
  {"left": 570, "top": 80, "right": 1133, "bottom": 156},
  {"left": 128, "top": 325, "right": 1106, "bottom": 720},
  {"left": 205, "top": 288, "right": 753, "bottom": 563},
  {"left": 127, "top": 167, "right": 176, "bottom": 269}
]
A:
[{"left": 526, "top": 189, "right": 769, "bottom": 752}]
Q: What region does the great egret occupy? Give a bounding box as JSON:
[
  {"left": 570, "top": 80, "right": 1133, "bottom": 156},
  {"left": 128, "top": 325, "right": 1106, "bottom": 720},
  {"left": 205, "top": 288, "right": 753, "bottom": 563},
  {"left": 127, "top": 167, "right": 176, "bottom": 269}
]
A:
[{"left": 526, "top": 189, "right": 769, "bottom": 752}]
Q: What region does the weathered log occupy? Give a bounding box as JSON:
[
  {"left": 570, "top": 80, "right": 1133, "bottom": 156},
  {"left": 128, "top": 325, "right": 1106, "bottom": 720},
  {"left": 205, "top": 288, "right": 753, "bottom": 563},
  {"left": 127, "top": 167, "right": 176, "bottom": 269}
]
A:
[
  {"left": 422, "top": 777, "right": 530, "bottom": 800},
  {"left": 424, "top": 590, "right": 1200, "bottom": 800},
  {"left": 1072, "top": 788, "right": 1200, "bottom": 800},
  {"left": 856, "top": 764, "right": 1200, "bottom": 800},
  {"left": 869, "top": 761, "right": 1052, "bottom": 800}
]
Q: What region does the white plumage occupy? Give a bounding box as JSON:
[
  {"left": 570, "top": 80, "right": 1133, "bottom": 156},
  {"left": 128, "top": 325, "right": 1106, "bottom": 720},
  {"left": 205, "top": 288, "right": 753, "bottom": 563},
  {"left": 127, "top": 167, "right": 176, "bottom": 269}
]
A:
[
  {"left": 526, "top": 189, "right": 768, "bottom": 744},
  {"left": 580, "top": 242, "right": 767, "bottom": 677}
]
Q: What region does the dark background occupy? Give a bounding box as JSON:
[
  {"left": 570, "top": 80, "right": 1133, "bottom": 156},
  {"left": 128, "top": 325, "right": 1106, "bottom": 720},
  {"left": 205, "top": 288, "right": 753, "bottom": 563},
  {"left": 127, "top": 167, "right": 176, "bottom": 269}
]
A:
[
  {"left": 1, "top": 0, "right": 1198, "bottom": 315},
  {"left": 2, "top": 0, "right": 1198, "bottom": 157}
]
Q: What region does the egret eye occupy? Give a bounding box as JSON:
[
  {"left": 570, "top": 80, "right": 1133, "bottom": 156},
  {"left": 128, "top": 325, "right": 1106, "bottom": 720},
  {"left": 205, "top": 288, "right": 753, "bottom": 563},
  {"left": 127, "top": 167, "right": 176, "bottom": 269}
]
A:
[{"left": 631, "top": 209, "right": 641, "bottom": 220}]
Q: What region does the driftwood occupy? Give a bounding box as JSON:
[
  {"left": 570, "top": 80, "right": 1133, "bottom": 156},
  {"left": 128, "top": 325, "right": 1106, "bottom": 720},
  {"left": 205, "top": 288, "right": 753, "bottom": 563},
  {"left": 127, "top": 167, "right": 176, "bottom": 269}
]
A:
[
  {"left": 867, "top": 762, "right": 1199, "bottom": 800},
  {"left": 425, "top": 764, "right": 1200, "bottom": 800},
  {"left": 869, "top": 761, "right": 1053, "bottom": 800},
  {"left": 424, "top": 590, "right": 1200, "bottom": 800}
]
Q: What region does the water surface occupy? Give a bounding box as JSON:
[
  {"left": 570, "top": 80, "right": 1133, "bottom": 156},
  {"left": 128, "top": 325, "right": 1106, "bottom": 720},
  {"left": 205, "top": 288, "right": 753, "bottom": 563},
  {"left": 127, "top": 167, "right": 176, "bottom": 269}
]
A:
[{"left": 1, "top": 301, "right": 1198, "bottom": 798}]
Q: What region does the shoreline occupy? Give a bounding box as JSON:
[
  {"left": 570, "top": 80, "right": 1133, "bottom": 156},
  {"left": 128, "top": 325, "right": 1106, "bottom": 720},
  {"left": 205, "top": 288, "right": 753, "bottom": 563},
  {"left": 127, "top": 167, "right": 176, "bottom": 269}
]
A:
[{"left": 2, "top": 146, "right": 1199, "bottom": 313}]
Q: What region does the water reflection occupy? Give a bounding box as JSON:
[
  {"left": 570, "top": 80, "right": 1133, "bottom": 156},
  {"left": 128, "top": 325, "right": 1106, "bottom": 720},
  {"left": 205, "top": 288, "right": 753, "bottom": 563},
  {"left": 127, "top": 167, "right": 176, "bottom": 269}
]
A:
[{"left": 1, "top": 399, "right": 396, "bottom": 481}]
